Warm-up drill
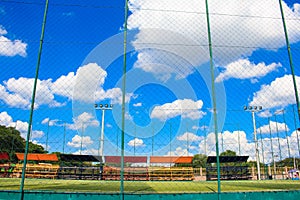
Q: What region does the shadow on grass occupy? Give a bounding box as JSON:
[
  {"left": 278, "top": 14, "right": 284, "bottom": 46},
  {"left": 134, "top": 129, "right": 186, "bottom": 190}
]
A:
[
  {"left": 206, "top": 186, "right": 217, "bottom": 193},
  {"left": 124, "top": 182, "right": 156, "bottom": 193}
]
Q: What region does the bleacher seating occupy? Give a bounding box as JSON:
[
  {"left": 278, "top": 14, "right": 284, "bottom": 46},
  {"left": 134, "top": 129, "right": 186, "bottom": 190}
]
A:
[
  {"left": 102, "top": 156, "right": 148, "bottom": 180},
  {"left": 206, "top": 156, "right": 252, "bottom": 180},
  {"left": 0, "top": 152, "right": 12, "bottom": 177},
  {"left": 103, "top": 166, "right": 149, "bottom": 180},
  {"left": 12, "top": 153, "right": 59, "bottom": 179},
  {"left": 149, "top": 156, "right": 194, "bottom": 180},
  {"left": 12, "top": 163, "right": 59, "bottom": 179}
]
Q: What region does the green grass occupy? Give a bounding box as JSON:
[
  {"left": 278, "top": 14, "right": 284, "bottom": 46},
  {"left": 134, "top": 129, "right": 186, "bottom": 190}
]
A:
[{"left": 1, "top": 178, "right": 300, "bottom": 193}]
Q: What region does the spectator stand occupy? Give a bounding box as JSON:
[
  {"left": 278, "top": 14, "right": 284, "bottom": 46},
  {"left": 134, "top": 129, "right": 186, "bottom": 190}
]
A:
[
  {"left": 103, "top": 156, "right": 148, "bottom": 180},
  {"left": 58, "top": 154, "right": 102, "bottom": 180},
  {"left": 12, "top": 153, "right": 59, "bottom": 179},
  {"left": 206, "top": 156, "right": 251, "bottom": 181},
  {"left": 0, "top": 152, "right": 14, "bottom": 177},
  {"left": 149, "top": 156, "right": 194, "bottom": 181}
]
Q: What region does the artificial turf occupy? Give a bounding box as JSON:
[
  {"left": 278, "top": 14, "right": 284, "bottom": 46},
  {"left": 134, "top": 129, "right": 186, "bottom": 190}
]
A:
[{"left": 0, "top": 178, "right": 300, "bottom": 193}]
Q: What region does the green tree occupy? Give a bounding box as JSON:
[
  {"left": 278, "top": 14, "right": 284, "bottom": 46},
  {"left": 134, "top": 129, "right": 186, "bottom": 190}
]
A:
[
  {"left": 192, "top": 154, "right": 207, "bottom": 168},
  {"left": 0, "top": 125, "right": 46, "bottom": 162},
  {"left": 276, "top": 157, "right": 300, "bottom": 168},
  {"left": 220, "top": 150, "right": 237, "bottom": 156}
]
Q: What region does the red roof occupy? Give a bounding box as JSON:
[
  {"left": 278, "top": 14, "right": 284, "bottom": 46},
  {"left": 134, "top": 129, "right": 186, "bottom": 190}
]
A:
[
  {"left": 105, "top": 156, "right": 147, "bottom": 163},
  {"left": 150, "top": 156, "right": 193, "bottom": 164},
  {"left": 15, "top": 153, "right": 58, "bottom": 161},
  {"left": 0, "top": 152, "right": 9, "bottom": 160}
]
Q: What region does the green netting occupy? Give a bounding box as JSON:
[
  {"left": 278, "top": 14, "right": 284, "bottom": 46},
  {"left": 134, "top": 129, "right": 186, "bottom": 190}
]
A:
[{"left": 0, "top": 0, "right": 299, "bottom": 197}]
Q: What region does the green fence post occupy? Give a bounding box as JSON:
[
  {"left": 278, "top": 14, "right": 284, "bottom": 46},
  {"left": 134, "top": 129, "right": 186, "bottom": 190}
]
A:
[
  {"left": 278, "top": 0, "right": 300, "bottom": 123},
  {"left": 205, "top": 0, "right": 221, "bottom": 198},
  {"left": 120, "top": 0, "right": 129, "bottom": 200},
  {"left": 19, "top": 0, "right": 49, "bottom": 199}
]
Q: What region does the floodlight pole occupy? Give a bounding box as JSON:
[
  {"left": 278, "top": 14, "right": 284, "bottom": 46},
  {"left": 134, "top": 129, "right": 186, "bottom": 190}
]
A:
[
  {"left": 100, "top": 109, "right": 105, "bottom": 160},
  {"left": 95, "top": 104, "right": 113, "bottom": 163},
  {"left": 252, "top": 111, "right": 261, "bottom": 180},
  {"left": 244, "top": 106, "right": 262, "bottom": 180}
]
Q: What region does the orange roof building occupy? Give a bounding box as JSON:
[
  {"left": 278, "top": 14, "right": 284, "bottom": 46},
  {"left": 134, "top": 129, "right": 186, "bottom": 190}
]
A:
[
  {"left": 15, "top": 153, "right": 58, "bottom": 161},
  {"left": 150, "top": 156, "right": 193, "bottom": 164}
]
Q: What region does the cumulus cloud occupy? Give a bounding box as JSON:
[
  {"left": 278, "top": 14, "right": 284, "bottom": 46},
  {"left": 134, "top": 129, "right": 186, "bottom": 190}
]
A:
[
  {"left": 72, "top": 63, "right": 107, "bottom": 102},
  {"left": 216, "top": 59, "right": 281, "bottom": 83},
  {"left": 67, "top": 112, "right": 99, "bottom": 130},
  {"left": 250, "top": 75, "right": 300, "bottom": 109},
  {"left": 128, "top": 138, "right": 145, "bottom": 147},
  {"left": 192, "top": 125, "right": 209, "bottom": 131},
  {"left": 177, "top": 132, "right": 202, "bottom": 141},
  {"left": 0, "top": 111, "right": 13, "bottom": 125},
  {"left": 127, "top": 0, "right": 300, "bottom": 81},
  {"left": 0, "top": 62, "right": 127, "bottom": 109},
  {"left": 30, "top": 130, "right": 44, "bottom": 139},
  {"left": 0, "top": 111, "right": 44, "bottom": 140},
  {"left": 67, "top": 135, "right": 93, "bottom": 148},
  {"left": 257, "top": 110, "right": 273, "bottom": 118},
  {"left": 51, "top": 72, "right": 76, "bottom": 100},
  {"left": 73, "top": 148, "right": 99, "bottom": 155},
  {"left": 200, "top": 130, "right": 252, "bottom": 157},
  {"left": 257, "top": 120, "right": 289, "bottom": 134},
  {"left": 0, "top": 25, "right": 27, "bottom": 57},
  {"left": 41, "top": 118, "right": 61, "bottom": 126},
  {"left": 166, "top": 146, "right": 189, "bottom": 156},
  {"left": 198, "top": 129, "right": 298, "bottom": 163},
  {"left": 150, "top": 99, "right": 206, "bottom": 121},
  {"left": 0, "top": 77, "right": 65, "bottom": 109},
  {"left": 31, "top": 140, "right": 47, "bottom": 149}
]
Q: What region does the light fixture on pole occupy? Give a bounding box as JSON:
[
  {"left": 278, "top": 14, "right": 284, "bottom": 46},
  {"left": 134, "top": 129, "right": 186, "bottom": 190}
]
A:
[
  {"left": 244, "top": 105, "right": 262, "bottom": 180},
  {"left": 95, "top": 104, "right": 113, "bottom": 162}
]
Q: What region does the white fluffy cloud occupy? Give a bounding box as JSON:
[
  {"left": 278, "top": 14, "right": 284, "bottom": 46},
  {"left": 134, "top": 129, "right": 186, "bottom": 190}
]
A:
[
  {"left": 73, "top": 148, "right": 99, "bottom": 155},
  {"left": 257, "top": 121, "right": 289, "bottom": 134},
  {"left": 150, "top": 99, "right": 206, "bottom": 120},
  {"left": 198, "top": 129, "right": 298, "bottom": 163},
  {"left": 128, "top": 138, "right": 145, "bottom": 147},
  {"left": 41, "top": 118, "right": 61, "bottom": 126},
  {"left": 0, "top": 111, "right": 44, "bottom": 140},
  {"left": 0, "top": 77, "right": 65, "bottom": 109},
  {"left": 0, "top": 111, "right": 13, "bottom": 125},
  {"left": 51, "top": 72, "right": 76, "bottom": 100},
  {"left": 166, "top": 146, "right": 189, "bottom": 156},
  {"left": 0, "top": 26, "right": 27, "bottom": 57},
  {"left": 0, "top": 63, "right": 126, "bottom": 108},
  {"left": 127, "top": 0, "right": 300, "bottom": 81},
  {"left": 177, "top": 132, "right": 202, "bottom": 141},
  {"left": 67, "top": 134, "right": 93, "bottom": 148},
  {"left": 67, "top": 112, "right": 99, "bottom": 130},
  {"left": 250, "top": 75, "right": 300, "bottom": 109},
  {"left": 216, "top": 59, "right": 281, "bottom": 83}
]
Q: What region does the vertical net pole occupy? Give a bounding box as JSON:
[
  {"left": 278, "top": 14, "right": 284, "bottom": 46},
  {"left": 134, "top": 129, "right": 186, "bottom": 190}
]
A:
[
  {"left": 292, "top": 105, "right": 300, "bottom": 157},
  {"left": 120, "top": 0, "right": 129, "bottom": 199},
  {"left": 205, "top": 0, "right": 221, "bottom": 196},
  {"left": 279, "top": 0, "right": 300, "bottom": 123},
  {"left": 282, "top": 111, "right": 291, "bottom": 158},
  {"left": 268, "top": 117, "right": 275, "bottom": 179},
  {"left": 19, "top": 0, "right": 49, "bottom": 199}
]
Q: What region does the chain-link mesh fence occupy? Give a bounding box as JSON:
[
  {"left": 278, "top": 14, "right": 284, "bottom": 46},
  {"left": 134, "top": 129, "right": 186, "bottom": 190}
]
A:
[{"left": 0, "top": 0, "right": 300, "bottom": 196}]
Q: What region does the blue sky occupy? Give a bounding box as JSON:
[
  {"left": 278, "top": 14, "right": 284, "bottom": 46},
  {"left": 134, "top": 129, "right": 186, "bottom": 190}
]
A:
[{"left": 0, "top": 0, "right": 300, "bottom": 164}]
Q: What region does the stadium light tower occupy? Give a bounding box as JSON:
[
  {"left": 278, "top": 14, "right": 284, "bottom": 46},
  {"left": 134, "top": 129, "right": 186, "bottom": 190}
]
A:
[
  {"left": 95, "top": 103, "right": 113, "bottom": 162},
  {"left": 244, "top": 105, "right": 262, "bottom": 180}
]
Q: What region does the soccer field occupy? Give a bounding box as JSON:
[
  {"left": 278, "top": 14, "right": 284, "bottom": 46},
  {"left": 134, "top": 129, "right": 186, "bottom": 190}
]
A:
[{"left": 0, "top": 178, "right": 300, "bottom": 193}]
